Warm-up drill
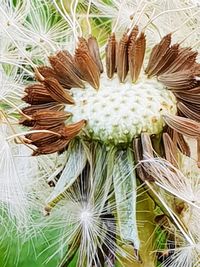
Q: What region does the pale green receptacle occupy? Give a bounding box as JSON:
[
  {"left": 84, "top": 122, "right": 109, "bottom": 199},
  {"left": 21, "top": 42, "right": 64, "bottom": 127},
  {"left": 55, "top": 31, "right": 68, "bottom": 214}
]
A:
[{"left": 67, "top": 75, "right": 177, "bottom": 145}]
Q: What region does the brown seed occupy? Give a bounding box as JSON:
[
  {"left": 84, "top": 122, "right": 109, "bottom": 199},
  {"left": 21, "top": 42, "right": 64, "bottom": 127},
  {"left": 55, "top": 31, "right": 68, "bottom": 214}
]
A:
[
  {"left": 61, "top": 119, "right": 87, "bottom": 139},
  {"left": 36, "top": 66, "right": 57, "bottom": 81},
  {"left": 133, "top": 138, "right": 146, "bottom": 181},
  {"left": 36, "top": 66, "right": 71, "bottom": 89},
  {"left": 117, "top": 32, "right": 129, "bottom": 82},
  {"left": 177, "top": 102, "right": 200, "bottom": 122},
  {"left": 22, "top": 103, "right": 64, "bottom": 115},
  {"left": 20, "top": 103, "right": 66, "bottom": 127},
  {"left": 30, "top": 120, "right": 86, "bottom": 155},
  {"left": 151, "top": 44, "right": 179, "bottom": 76},
  {"left": 163, "top": 114, "right": 200, "bottom": 139},
  {"left": 19, "top": 105, "right": 67, "bottom": 129},
  {"left": 26, "top": 124, "right": 63, "bottom": 144},
  {"left": 129, "top": 25, "right": 139, "bottom": 41},
  {"left": 181, "top": 101, "right": 200, "bottom": 115},
  {"left": 88, "top": 35, "right": 103, "bottom": 73},
  {"left": 31, "top": 110, "right": 71, "bottom": 128},
  {"left": 174, "top": 87, "right": 200, "bottom": 103},
  {"left": 33, "top": 139, "right": 70, "bottom": 156},
  {"left": 145, "top": 34, "right": 172, "bottom": 76},
  {"left": 106, "top": 33, "right": 117, "bottom": 79},
  {"left": 23, "top": 83, "right": 54, "bottom": 105},
  {"left": 141, "top": 133, "right": 154, "bottom": 158},
  {"left": 164, "top": 47, "right": 197, "bottom": 74},
  {"left": 128, "top": 32, "right": 146, "bottom": 83},
  {"left": 75, "top": 39, "right": 100, "bottom": 90},
  {"left": 58, "top": 51, "right": 85, "bottom": 83},
  {"left": 57, "top": 50, "right": 84, "bottom": 80},
  {"left": 49, "top": 52, "right": 85, "bottom": 89},
  {"left": 44, "top": 77, "right": 74, "bottom": 104},
  {"left": 158, "top": 70, "right": 197, "bottom": 90}
]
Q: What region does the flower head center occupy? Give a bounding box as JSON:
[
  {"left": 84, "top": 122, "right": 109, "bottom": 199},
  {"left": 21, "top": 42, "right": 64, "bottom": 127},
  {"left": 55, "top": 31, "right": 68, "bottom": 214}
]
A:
[{"left": 67, "top": 75, "right": 177, "bottom": 145}]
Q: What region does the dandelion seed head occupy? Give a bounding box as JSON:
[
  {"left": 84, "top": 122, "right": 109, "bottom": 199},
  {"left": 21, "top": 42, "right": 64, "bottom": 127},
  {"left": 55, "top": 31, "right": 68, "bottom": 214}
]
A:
[{"left": 0, "top": 0, "right": 199, "bottom": 266}]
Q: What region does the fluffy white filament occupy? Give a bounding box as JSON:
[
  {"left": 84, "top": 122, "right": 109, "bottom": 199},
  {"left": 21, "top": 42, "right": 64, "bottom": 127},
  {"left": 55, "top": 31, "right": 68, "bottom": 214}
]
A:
[{"left": 0, "top": 125, "right": 30, "bottom": 229}]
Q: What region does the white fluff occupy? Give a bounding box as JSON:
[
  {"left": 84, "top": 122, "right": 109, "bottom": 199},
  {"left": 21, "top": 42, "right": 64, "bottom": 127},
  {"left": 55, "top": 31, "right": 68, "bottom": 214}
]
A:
[{"left": 0, "top": 125, "right": 30, "bottom": 229}]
